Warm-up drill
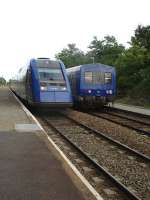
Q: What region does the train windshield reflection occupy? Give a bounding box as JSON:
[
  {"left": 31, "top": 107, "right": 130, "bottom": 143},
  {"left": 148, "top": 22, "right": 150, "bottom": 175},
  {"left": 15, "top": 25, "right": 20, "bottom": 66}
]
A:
[{"left": 38, "top": 68, "right": 64, "bottom": 82}]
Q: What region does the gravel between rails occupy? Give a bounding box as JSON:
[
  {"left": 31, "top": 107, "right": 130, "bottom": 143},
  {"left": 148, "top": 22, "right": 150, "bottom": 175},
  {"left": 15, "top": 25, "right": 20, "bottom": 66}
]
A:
[
  {"left": 64, "top": 109, "right": 150, "bottom": 157},
  {"left": 92, "top": 112, "right": 150, "bottom": 134},
  {"left": 46, "top": 115, "right": 150, "bottom": 200}
]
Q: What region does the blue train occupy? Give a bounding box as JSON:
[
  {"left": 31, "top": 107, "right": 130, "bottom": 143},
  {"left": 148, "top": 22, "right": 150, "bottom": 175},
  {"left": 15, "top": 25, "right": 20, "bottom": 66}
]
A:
[
  {"left": 67, "top": 63, "right": 116, "bottom": 107},
  {"left": 10, "top": 58, "right": 72, "bottom": 108}
]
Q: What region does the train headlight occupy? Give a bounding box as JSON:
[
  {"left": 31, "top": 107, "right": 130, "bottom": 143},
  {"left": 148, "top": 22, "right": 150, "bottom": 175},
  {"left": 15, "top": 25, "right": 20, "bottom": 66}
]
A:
[
  {"left": 109, "top": 90, "right": 112, "bottom": 94},
  {"left": 106, "top": 90, "right": 112, "bottom": 94},
  {"left": 40, "top": 86, "right": 47, "bottom": 91},
  {"left": 88, "top": 90, "right": 92, "bottom": 93},
  {"left": 61, "top": 87, "right": 67, "bottom": 91}
]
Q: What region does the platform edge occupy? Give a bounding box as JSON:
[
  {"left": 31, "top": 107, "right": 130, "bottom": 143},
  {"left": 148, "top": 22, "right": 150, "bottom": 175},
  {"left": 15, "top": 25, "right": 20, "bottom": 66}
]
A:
[{"left": 10, "top": 89, "right": 104, "bottom": 200}]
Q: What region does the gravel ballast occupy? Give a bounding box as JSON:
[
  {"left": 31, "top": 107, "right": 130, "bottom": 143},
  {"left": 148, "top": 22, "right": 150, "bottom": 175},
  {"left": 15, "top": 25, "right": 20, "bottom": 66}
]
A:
[
  {"left": 49, "top": 113, "right": 150, "bottom": 200},
  {"left": 64, "top": 109, "right": 150, "bottom": 157}
]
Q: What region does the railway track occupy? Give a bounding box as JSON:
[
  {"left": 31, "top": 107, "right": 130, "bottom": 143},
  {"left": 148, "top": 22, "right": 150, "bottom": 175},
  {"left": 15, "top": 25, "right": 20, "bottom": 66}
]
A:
[
  {"left": 35, "top": 111, "right": 149, "bottom": 200},
  {"left": 63, "top": 113, "right": 150, "bottom": 162},
  {"left": 106, "top": 106, "right": 150, "bottom": 122},
  {"left": 72, "top": 108, "right": 150, "bottom": 158},
  {"left": 88, "top": 108, "right": 150, "bottom": 137}
]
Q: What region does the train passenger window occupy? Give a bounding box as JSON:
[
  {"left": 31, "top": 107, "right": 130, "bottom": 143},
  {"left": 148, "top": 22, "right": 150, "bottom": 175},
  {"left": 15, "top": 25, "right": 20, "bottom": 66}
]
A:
[
  {"left": 85, "top": 72, "right": 93, "bottom": 84},
  {"left": 105, "top": 72, "right": 112, "bottom": 84}
]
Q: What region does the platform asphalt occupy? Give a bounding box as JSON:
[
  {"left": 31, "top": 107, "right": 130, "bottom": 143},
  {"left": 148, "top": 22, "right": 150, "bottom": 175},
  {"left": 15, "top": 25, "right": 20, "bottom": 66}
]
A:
[
  {"left": 0, "top": 87, "right": 94, "bottom": 200},
  {"left": 0, "top": 131, "right": 86, "bottom": 200},
  {"left": 113, "top": 103, "right": 150, "bottom": 116}
]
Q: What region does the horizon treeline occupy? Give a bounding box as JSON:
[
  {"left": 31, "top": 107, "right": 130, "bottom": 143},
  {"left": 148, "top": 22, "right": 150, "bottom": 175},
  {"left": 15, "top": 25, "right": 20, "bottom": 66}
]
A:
[{"left": 55, "top": 25, "right": 150, "bottom": 106}]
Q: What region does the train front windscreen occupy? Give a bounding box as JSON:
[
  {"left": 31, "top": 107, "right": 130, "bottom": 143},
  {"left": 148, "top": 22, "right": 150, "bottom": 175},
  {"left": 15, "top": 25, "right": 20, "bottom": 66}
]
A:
[
  {"left": 37, "top": 60, "right": 67, "bottom": 91},
  {"left": 84, "top": 71, "right": 112, "bottom": 85}
]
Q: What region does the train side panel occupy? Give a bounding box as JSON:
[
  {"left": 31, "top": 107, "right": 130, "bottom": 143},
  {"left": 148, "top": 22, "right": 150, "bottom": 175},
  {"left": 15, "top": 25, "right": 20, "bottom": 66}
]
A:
[
  {"left": 10, "top": 62, "right": 30, "bottom": 102},
  {"left": 67, "top": 66, "right": 81, "bottom": 102},
  {"left": 55, "top": 61, "right": 72, "bottom": 103}
]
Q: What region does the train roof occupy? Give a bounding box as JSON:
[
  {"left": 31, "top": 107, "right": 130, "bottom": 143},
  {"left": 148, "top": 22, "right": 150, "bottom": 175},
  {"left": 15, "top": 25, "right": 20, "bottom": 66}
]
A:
[
  {"left": 67, "top": 63, "right": 115, "bottom": 73},
  {"left": 30, "top": 58, "right": 61, "bottom": 61}
]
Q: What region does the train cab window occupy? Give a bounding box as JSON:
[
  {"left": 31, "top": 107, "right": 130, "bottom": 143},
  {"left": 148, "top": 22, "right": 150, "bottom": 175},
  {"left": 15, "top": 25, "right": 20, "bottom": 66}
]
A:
[
  {"left": 105, "top": 72, "right": 112, "bottom": 84},
  {"left": 38, "top": 68, "right": 64, "bottom": 82},
  {"left": 37, "top": 60, "right": 67, "bottom": 91},
  {"left": 37, "top": 60, "right": 64, "bottom": 81},
  {"left": 93, "top": 72, "right": 104, "bottom": 84},
  {"left": 84, "top": 71, "right": 93, "bottom": 84}
]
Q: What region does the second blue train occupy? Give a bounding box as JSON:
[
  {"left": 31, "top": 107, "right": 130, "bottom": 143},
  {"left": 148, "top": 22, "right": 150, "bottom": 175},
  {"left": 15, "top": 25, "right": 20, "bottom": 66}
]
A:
[{"left": 67, "top": 63, "right": 116, "bottom": 107}]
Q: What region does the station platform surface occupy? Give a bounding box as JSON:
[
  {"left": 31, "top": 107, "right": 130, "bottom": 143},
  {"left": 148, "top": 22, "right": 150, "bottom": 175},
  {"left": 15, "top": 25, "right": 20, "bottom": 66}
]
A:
[
  {"left": 113, "top": 103, "right": 150, "bottom": 116},
  {"left": 0, "top": 87, "right": 93, "bottom": 200}
]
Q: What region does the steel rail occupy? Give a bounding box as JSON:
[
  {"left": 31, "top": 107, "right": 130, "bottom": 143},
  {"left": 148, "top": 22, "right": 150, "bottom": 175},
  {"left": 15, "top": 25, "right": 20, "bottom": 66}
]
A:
[
  {"left": 104, "top": 106, "right": 150, "bottom": 121},
  {"left": 88, "top": 111, "right": 150, "bottom": 137},
  {"left": 104, "top": 110, "right": 150, "bottom": 126},
  {"left": 61, "top": 113, "right": 150, "bottom": 162},
  {"left": 42, "top": 116, "right": 141, "bottom": 200}
]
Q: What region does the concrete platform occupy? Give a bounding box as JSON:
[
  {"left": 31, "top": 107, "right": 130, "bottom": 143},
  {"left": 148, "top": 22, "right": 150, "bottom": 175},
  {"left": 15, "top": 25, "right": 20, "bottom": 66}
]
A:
[
  {"left": 113, "top": 103, "right": 150, "bottom": 116},
  {"left": 0, "top": 87, "right": 97, "bottom": 200},
  {"left": 0, "top": 87, "right": 31, "bottom": 131}
]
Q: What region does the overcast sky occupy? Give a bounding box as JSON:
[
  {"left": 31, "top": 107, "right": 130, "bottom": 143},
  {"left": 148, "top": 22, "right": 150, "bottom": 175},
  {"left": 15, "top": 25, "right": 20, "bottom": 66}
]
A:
[{"left": 0, "top": 0, "right": 149, "bottom": 80}]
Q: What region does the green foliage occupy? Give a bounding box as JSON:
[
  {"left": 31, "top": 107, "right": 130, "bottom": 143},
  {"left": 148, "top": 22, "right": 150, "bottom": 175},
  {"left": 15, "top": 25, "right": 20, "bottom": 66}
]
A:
[
  {"left": 55, "top": 43, "right": 91, "bottom": 68},
  {"left": 131, "top": 25, "right": 150, "bottom": 50},
  {"left": 56, "top": 36, "right": 125, "bottom": 67},
  {"left": 88, "top": 35, "right": 125, "bottom": 65},
  {"left": 116, "top": 25, "right": 150, "bottom": 104},
  {"left": 0, "top": 77, "right": 6, "bottom": 86}
]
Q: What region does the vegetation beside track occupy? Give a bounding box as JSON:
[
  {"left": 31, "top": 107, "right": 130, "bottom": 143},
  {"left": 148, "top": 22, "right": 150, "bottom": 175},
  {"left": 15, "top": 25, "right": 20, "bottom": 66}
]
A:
[{"left": 0, "top": 77, "right": 6, "bottom": 86}]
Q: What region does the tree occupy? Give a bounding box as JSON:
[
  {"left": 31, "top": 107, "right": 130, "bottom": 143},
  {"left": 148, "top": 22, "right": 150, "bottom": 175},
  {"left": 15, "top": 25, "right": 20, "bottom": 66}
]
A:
[
  {"left": 116, "top": 24, "right": 150, "bottom": 102},
  {"left": 87, "top": 35, "right": 125, "bottom": 65},
  {"left": 55, "top": 43, "right": 90, "bottom": 68},
  {"left": 131, "top": 25, "right": 150, "bottom": 50},
  {"left": 0, "top": 77, "right": 6, "bottom": 86},
  {"left": 116, "top": 46, "right": 148, "bottom": 95}
]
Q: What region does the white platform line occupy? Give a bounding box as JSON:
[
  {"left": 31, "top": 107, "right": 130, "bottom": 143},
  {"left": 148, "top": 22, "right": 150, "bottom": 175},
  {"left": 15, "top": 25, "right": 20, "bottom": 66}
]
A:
[{"left": 10, "top": 89, "right": 104, "bottom": 200}]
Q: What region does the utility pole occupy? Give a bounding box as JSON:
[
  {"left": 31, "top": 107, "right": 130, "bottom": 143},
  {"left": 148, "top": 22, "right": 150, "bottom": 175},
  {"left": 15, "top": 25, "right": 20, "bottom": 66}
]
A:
[{"left": 91, "top": 57, "right": 95, "bottom": 64}]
